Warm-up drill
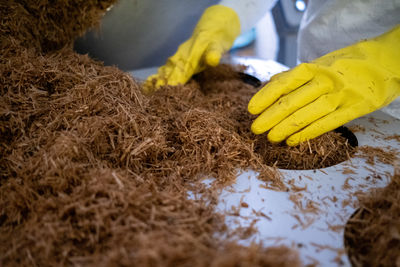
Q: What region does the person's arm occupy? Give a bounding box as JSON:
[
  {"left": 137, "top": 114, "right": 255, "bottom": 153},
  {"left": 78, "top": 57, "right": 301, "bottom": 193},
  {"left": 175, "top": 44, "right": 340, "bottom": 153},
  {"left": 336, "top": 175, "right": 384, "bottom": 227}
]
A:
[
  {"left": 143, "top": 0, "right": 275, "bottom": 93},
  {"left": 248, "top": 25, "right": 400, "bottom": 146}
]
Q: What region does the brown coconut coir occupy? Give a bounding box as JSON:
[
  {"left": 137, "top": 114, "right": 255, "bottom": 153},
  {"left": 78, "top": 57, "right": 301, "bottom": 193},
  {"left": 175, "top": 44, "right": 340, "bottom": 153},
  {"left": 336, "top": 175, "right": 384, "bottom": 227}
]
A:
[
  {"left": 1, "top": 1, "right": 302, "bottom": 266},
  {"left": 1, "top": 1, "right": 357, "bottom": 266},
  {"left": 345, "top": 171, "right": 400, "bottom": 266},
  {"left": 0, "top": 0, "right": 117, "bottom": 52}
]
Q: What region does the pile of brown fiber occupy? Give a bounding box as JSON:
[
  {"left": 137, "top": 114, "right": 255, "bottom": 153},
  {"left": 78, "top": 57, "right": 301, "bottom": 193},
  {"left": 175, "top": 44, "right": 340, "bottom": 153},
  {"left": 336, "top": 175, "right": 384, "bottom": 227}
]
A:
[
  {"left": 345, "top": 171, "right": 400, "bottom": 266},
  {"left": 1, "top": 1, "right": 303, "bottom": 266},
  {"left": 1, "top": 1, "right": 353, "bottom": 266}
]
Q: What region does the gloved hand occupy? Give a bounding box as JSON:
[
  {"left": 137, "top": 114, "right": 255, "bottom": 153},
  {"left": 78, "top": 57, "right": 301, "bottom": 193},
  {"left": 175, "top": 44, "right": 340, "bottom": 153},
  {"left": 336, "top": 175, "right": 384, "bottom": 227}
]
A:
[
  {"left": 143, "top": 5, "right": 240, "bottom": 94},
  {"left": 248, "top": 25, "right": 400, "bottom": 146}
]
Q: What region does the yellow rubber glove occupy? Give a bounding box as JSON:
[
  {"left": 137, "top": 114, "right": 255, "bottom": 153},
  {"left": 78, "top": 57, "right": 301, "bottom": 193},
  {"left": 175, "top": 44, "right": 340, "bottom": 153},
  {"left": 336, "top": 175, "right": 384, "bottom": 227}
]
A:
[
  {"left": 248, "top": 25, "right": 400, "bottom": 146},
  {"left": 143, "top": 5, "right": 240, "bottom": 94}
]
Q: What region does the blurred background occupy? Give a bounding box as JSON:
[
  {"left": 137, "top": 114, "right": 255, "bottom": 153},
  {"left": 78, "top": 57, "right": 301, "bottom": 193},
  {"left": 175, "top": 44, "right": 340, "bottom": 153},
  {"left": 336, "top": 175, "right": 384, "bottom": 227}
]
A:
[
  {"left": 230, "top": 0, "right": 307, "bottom": 68},
  {"left": 75, "top": 0, "right": 308, "bottom": 71}
]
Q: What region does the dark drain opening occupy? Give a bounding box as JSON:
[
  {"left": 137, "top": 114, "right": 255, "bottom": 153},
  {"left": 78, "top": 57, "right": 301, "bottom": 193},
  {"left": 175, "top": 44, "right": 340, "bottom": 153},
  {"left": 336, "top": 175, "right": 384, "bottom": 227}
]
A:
[
  {"left": 238, "top": 72, "right": 262, "bottom": 88},
  {"left": 334, "top": 126, "right": 358, "bottom": 147}
]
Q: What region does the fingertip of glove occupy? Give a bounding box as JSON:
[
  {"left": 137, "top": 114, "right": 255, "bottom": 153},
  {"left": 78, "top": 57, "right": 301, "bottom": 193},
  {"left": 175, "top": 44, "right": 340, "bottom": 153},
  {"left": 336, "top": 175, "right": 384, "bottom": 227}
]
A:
[
  {"left": 142, "top": 83, "right": 156, "bottom": 95},
  {"left": 142, "top": 81, "right": 155, "bottom": 95},
  {"left": 286, "top": 136, "right": 301, "bottom": 147},
  {"left": 267, "top": 130, "right": 285, "bottom": 144},
  {"left": 247, "top": 100, "right": 261, "bottom": 115},
  {"left": 142, "top": 75, "right": 165, "bottom": 95},
  {"left": 250, "top": 121, "right": 265, "bottom": 135},
  {"left": 205, "top": 51, "right": 221, "bottom": 67}
]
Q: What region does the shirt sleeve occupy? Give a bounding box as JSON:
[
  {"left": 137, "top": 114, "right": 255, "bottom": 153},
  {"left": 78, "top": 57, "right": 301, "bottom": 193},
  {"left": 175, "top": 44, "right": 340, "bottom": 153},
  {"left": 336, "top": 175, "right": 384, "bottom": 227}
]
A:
[
  {"left": 298, "top": 0, "right": 400, "bottom": 62},
  {"left": 218, "top": 0, "right": 278, "bottom": 33}
]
